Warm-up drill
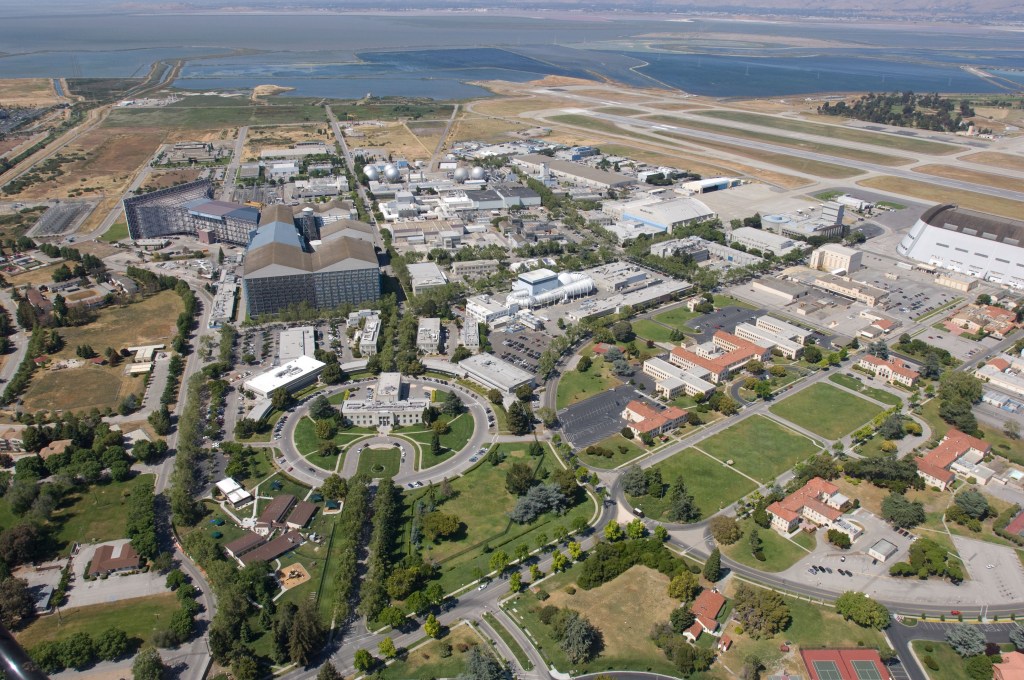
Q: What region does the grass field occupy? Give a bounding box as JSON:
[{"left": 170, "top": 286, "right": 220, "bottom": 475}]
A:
[
  {"left": 15, "top": 593, "right": 181, "bottom": 651},
  {"left": 52, "top": 291, "right": 182, "bottom": 360},
  {"left": 653, "top": 307, "right": 701, "bottom": 330},
  {"left": 100, "top": 221, "right": 129, "bottom": 242},
  {"left": 555, "top": 358, "right": 621, "bottom": 410},
  {"left": 961, "top": 151, "right": 1024, "bottom": 172},
  {"left": 382, "top": 623, "right": 489, "bottom": 680},
  {"left": 828, "top": 373, "right": 903, "bottom": 407},
  {"left": 915, "top": 163, "right": 1024, "bottom": 193},
  {"left": 51, "top": 474, "right": 155, "bottom": 556},
  {"left": 22, "top": 364, "right": 145, "bottom": 413},
  {"left": 577, "top": 433, "right": 647, "bottom": 469},
  {"left": 356, "top": 448, "right": 401, "bottom": 478},
  {"left": 646, "top": 114, "right": 910, "bottom": 166},
  {"left": 403, "top": 413, "right": 475, "bottom": 468},
  {"left": 104, "top": 103, "right": 327, "bottom": 130},
  {"left": 506, "top": 564, "right": 679, "bottom": 676},
  {"left": 858, "top": 175, "right": 1024, "bottom": 221},
  {"left": 770, "top": 384, "right": 884, "bottom": 440},
  {"left": 699, "top": 415, "right": 822, "bottom": 483},
  {"left": 629, "top": 448, "right": 758, "bottom": 520},
  {"left": 406, "top": 444, "right": 595, "bottom": 592},
  {"left": 694, "top": 109, "right": 960, "bottom": 154},
  {"left": 910, "top": 641, "right": 964, "bottom": 680},
  {"left": 721, "top": 517, "right": 810, "bottom": 572},
  {"left": 482, "top": 612, "right": 533, "bottom": 670},
  {"left": 632, "top": 319, "right": 675, "bottom": 343}
]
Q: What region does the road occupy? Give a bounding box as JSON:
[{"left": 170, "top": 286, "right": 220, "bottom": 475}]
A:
[
  {"left": 886, "top": 620, "right": 1019, "bottom": 680},
  {"left": 325, "top": 106, "right": 383, "bottom": 249},
  {"left": 427, "top": 104, "right": 459, "bottom": 171},
  {"left": 219, "top": 126, "right": 249, "bottom": 200}
]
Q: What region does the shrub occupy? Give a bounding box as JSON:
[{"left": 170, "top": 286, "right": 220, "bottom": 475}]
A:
[{"left": 923, "top": 655, "right": 939, "bottom": 671}]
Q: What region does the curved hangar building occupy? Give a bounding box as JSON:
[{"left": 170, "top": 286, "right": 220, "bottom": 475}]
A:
[{"left": 898, "top": 204, "right": 1024, "bottom": 289}]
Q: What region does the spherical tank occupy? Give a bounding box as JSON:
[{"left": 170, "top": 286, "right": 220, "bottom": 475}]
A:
[
  {"left": 364, "top": 166, "right": 380, "bottom": 181},
  {"left": 383, "top": 165, "right": 401, "bottom": 182},
  {"left": 453, "top": 167, "right": 470, "bottom": 183},
  {"left": 469, "top": 166, "right": 486, "bottom": 181}
]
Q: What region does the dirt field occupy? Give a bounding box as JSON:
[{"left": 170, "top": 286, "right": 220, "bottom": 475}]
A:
[
  {"left": 914, "top": 163, "right": 1024, "bottom": 193},
  {"left": 407, "top": 120, "right": 449, "bottom": 151},
  {"left": 347, "top": 122, "right": 431, "bottom": 159},
  {"left": 858, "top": 175, "right": 1024, "bottom": 220},
  {"left": 450, "top": 115, "right": 531, "bottom": 143},
  {"left": 0, "top": 78, "right": 62, "bottom": 106},
  {"left": 243, "top": 124, "right": 329, "bottom": 161},
  {"left": 960, "top": 151, "right": 1024, "bottom": 173},
  {"left": 545, "top": 565, "right": 676, "bottom": 662},
  {"left": 468, "top": 96, "right": 572, "bottom": 118},
  {"left": 22, "top": 364, "right": 145, "bottom": 413},
  {"left": 645, "top": 102, "right": 705, "bottom": 111},
  {"left": 141, "top": 168, "right": 203, "bottom": 191},
  {"left": 278, "top": 562, "right": 311, "bottom": 590},
  {"left": 731, "top": 97, "right": 838, "bottom": 115}
]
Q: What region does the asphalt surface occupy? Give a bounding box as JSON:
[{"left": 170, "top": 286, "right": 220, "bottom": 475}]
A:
[
  {"left": 558, "top": 383, "right": 639, "bottom": 448},
  {"left": 887, "top": 620, "right": 1019, "bottom": 680}
]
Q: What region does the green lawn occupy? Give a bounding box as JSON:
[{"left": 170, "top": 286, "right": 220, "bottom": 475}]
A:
[
  {"left": 627, "top": 448, "right": 758, "bottom": 521},
  {"left": 770, "top": 383, "right": 884, "bottom": 440},
  {"left": 577, "top": 434, "right": 648, "bottom": 469},
  {"left": 829, "top": 373, "right": 903, "bottom": 407},
  {"left": 52, "top": 474, "right": 156, "bottom": 556},
  {"left": 699, "top": 415, "right": 823, "bottom": 483},
  {"left": 100, "top": 221, "right": 129, "bottom": 243},
  {"left": 16, "top": 593, "right": 181, "bottom": 651},
  {"left": 556, "top": 358, "right": 622, "bottom": 410},
  {"left": 653, "top": 307, "right": 701, "bottom": 330},
  {"left": 104, "top": 103, "right": 327, "bottom": 129},
  {"left": 910, "top": 641, "right": 966, "bottom": 680},
  {"left": 632, "top": 319, "right": 676, "bottom": 343},
  {"left": 404, "top": 444, "right": 595, "bottom": 592},
  {"left": 713, "top": 295, "right": 756, "bottom": 310},
  {"left": 382, "top": 624, "right": 491, "bottom": 680},
  {"left": 721, "top": 518, "right": 810, "bottom": 572},
  {"left": 403, "top": 413, "right": 476, "bottom": 468},
  {"left": 356, "top": 447, "right": 401, "bottom": 479}
]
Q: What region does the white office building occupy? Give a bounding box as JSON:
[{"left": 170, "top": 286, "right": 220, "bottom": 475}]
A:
[
  {"left": 643, "top": 356, "right": 716, "bottom": 398},
  {"left": 417, "top": 317, "right": 442, "bottom": 354},
  {"left": 729, "top": 227, "right": 801, "bottom": 257},
  {"left": 278, "top": 326, "right": 317, "bottom": 361},
  {"left": 341, "top": 372, "right": 429, "bottom": 427},
  {"left": 459, "top": 353, "right": 534, "bottom": 396},
  {"left": 466, "top": 294, "right": 516, "bottom": 327},
  {"left": 359, "top": 315, "right": 381, "bottom": 356},
  {"left": 245, "top": 356, "right": 326, "bottom": 398},
  {"left": 460, "top": 322, "right": 480, "bottom": 350},
  {"left": 733, "top": 323, "right": 804, "bottom": 360},
  {"left": 408, "top": 262, "right": 449, "bottom": 294},
  {"left": 809, "top": 243, "right": 862, "bottom": 274}
]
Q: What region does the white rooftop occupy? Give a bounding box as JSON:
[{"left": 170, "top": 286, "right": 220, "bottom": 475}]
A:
[{"left": 244, "top": 355, "right": 325, "bottom": 395}]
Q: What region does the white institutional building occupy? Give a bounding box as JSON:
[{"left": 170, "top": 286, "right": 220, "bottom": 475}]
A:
[{"left": 341, "top": 373, "right": 429, "bottom": 428}]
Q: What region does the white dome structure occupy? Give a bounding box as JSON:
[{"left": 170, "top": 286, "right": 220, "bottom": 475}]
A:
[
  {"left": 363, "top": 166, "right": 380, "bottom": 181},
  {"left": 469, "top": 166, "right": 486, "bottom": 181},
  {"left": 383, "top": 165, "right": 401, "bottom": 182},
  {"left": 453, "top": 167, "right": 470, "bottom": 183}
]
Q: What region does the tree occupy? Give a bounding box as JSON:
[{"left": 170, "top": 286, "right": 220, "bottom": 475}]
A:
[
  {"left": 487, "top": 388, "right": 502, "bottom": 404},
  {"left": 612, "top": 320, "right": 634, "bottom": 342},
  {"left": 1005, "top": 420, "right": 1021, "bottom": 440},
  {"left": 709, "top": 516, "right": 742, "bottom": 545},
  {"left": 803, "top": 345, "right": 822, "bottom": 364},
  {"left": 458, "top": 646, "right": 507, "bottom": 680},
  {"left": 132, "top": 648, "right": 166, "bottom": 680},
  {"left": 317, "top": 662, "right": 342, "bottom": 680},
  {"left": 271, "top": 387, "right": 291, "bottom": 411},
  {"left": 442, "top": 391, "right": 464, "bottom": 416},
  {"left": 505, "top": 461, "right": 537, "bottom": 495},
  {"left": 319, "top": 474, "right": 348, "bottom": 500},
  {"left": 945, "top": 624, "right": 986, "bottom": 657},
  {"left": 827, "top": 529, "right": 852, "bottom": 549},
  {"left": 560, "top": 612, "right": 602, "bottom": 664},
  {"left": 882, "top": 493, "right": 926, "bottom": 529},
  {"left": 1011, "top": 626, "right": 1024, "bottom": 651},
  {"left": 424, "top": 613, "right": 441, "bottom": 639},
  {"left": 509, "top": 571, "right": 522, "bottom": 592},
  {"left": 551, "top": 550, "right": 568, "bottom": 573},
  {"left": 321, "top": 362, "right": 343, "bottom": 384},
  {"left": 289, "top": 600, "right": 325, "bottom": 666},
  {"left": 939, "top": 397, "right": 978, "bottom": 433},
  {"left": 670, "top": 608, "right": 696, "bottom": 633},
  {"left": 507, "top": 400, "right": 533, "bottom": 436},
  {"left": 703, "top": 548, "right": 721, "bottom": 582},
  {"left": 604, "top": 521, "right": 623, "bottom": 542},
  {"left": 621, "top": 465, "right": 648, "bottom": 496},
  {"left": 148, "top": 405, "right": 171, "bottom": 436},
  {"left": 955, "top": 488, "right": 990, "bottom": 520},
  {"left": 59, "top": 631, "right": 96, "bottom": 669},
  {"left": 749, "top": 527, "right": 764, "bottom": 556},
  {"left": 834, "top": 591, "right": 890, "bottom": 629},
  {"left": 732, "top": 584, "right": 790, "bottom": 639},
  {"left": 425, "top": 582, "right": 445, "bottom": 606},
  {"left": 667, "top": 570, "right": 699, "bottom": 601},
  {"left": 379, "top": 605, "right": 406, "bottom": 630},
  {"left": 568, "top": 541, "right": 582, "bottom": 560},
  {"left": 666, "top": 477, "right": 699, "bottom": 522},
  {"left": 309, "top": 395, "right": 335, "bottom": 420},
  {"left": 378, "top": 637, "right": 397, "bottom": 659},
  {"left": 353, "top": 649, "right": 375, "bottom": 673},
  {"left": 965, "top": 655, "right": 993, "bottom": 680},
  {"left": 577, "top": 355, "right": 592, "bottom": 372},
  {"left": 515, "top": 384, "right": 534, "bottom": 402},
  {"left": 430, "top": 430, "right": 442, "bottom": 456},
  {"left": 0, "top": 577, "right": 33, "bottom": 628},
  {"left": 165, "top": 569, "right": 187, "bottom": 591},
  {"left": 422, "top": 511, "right": 461, "bottom": 542},
  {"left": 489, "top": 550, "right": 510, "bottom": 575}
]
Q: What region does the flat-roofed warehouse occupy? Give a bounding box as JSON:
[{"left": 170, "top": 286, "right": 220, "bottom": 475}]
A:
[
  {"left": 898, "top": 204, "right": 1024, "bottom": 289},
  {"left": 243, "top": 205, "right": 380, "bottom": 317},
  {"left": 459, "top": 353, "right": 535, "bottom": 396},
  {"left": 512, "top": 154, "right": 634, "bottom": 190},
  {"left": 244, "top": 355, "right": 326, "bottom": 398}
]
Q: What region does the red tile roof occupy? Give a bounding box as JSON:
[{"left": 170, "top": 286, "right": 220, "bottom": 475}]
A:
[
  {"left": 767, "top": 477, "right": 844, "bottom": 524},
  {"left": 89, "top": 543, "right": 141, "bottom": 576},
  {"left": 692, "top": 589, "right": 726, "bottom": 620},
  {"left": 989, "top": 358, "right": 1011, "bottom": 372},
  {"left": 684, "top": 621, "right": 703, "bottom": 640},
  {"left": 918, "top": 428, "right": 991, "bottom": 474},
  {"left": 1006, "top": 512, "right": 1024, "bottom": 537},
  {"left": 671, "top": 331, "right": 768, "bottom": 378},
  {"left": 696, "top": 614, "right": 719, "bottom": 633},
  {"left": 623, "top": 400, "right": 687, "bottom": 434}
]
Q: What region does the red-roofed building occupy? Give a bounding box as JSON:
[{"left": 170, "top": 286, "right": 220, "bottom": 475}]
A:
[
  {"left": 871, "top": 318, "right": 896, "bottom": 333},
  {"left": 683, "top": 620, "right": 704, "bottom": 643},
  {"left": 1006, "top": 512, "right": 1024, "bottom": 539},
  {"left": 916, "top": 428, "right": 993, "bottom": 490},
  {"left": 621, "top": 400, "right": 687, "bottom": 437},
  {"left": 692, "top": 589, "right": 726, "bottom": 621},
  {"left": 857, "top": 354, "right": 919, "bottom": 387},
  {"left": 767, "top": 477, "right": 857, "bottom": 537},
  {"left": 949, "top": 304, "right": 1018, "bottom": 340},
  {"left": 801, "top": 649, "right": 892, "bottom": 680},
  {"left": 89, "top": 543, "right": 141, "bottom": 577},
  {"left": 670, "top": 331, "right": 770, "bottom": 383},
  {"left": 717, "top": 636, "right": 732, "bottom": 653},
  {"left": 994, "top": 651, "right": 1024, "bottom": 680}
]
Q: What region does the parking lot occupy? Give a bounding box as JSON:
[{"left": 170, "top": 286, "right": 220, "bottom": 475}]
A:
[
  {"left": 490, "top": 327, "right": 551, "bottom": 375},
  {"left": 558, "top": 384, "right": 641, "bottom": 447}
]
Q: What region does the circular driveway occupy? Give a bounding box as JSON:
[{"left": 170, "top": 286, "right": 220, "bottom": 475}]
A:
[{"left": 275, "top": 376, "right": 494, "bottom": 487}]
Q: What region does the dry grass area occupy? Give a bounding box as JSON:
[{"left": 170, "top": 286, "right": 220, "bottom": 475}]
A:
[
  {"left": 960, "top": 151, "right": 1024, "bottom": 173},
  {"left": 544, "top": 565, "right": 676, "bottom": 660},
  {"left": 858, "top": 175, "right": 1024, "bottom": 220},
  {"left": 914, "top": 163, "right": 1024, "bottom": 193},
  {"left": 729, "top": 98, "right": 825, "bottom": 114},
  {"left": 141, "top": 168, "right": 203, "bottom": 191},
  {"left": 0, "top": 78, "right": 62, "bottom": 106},
  {"left": 347, "top": 122, "right": 430, "bottom": 159},
  {"left": 450, "top": 115, "right": 530, "bottom": 143},
  {"left": 22, "top": 364, "right": 145, "bottom": 413},
  {"left": 7, "top": 126, "right": 164, "bottom": 202},
  {"left": 570, "top": 88, "right": 662, "bottom": 103},
  {"left": 469, "top": 96, "right": 569, "bottom": 118},
  {"left": 244, "top": 124, "right": 328, "bottom": 161},
  {"left": 970, "top": 107, "right": 1024, "bottom": 132},
  {"left": 6, "top": 263, "right": 67, "bottom": 287},
  {"left": 47, "top": 292, "right": 183, "bottom": 362},
  {"left": 646, "top": 102, "right": 706, "bottom": 111},
  {"left": 407, "top": 120, "right": 449, "bottom": 150}
]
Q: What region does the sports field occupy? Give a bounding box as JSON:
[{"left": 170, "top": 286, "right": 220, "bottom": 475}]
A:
[{"left": 770, "top": 383, "right": 884, "bottom": 440}]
